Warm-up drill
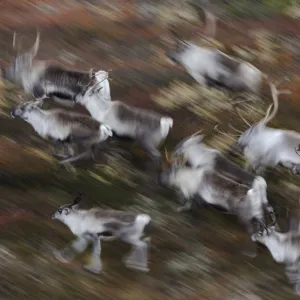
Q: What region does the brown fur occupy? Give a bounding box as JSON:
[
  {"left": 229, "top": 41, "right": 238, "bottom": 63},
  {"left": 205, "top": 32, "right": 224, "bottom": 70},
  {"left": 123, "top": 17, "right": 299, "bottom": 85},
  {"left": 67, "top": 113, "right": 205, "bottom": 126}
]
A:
[
  {"left": 214, "top": 154, "right": 256, "bottom": 187},
  {"left": 42, "top": 66, "right": 92, "bottom": 88},
  {"left": 218, "top": 52, "right": 240, "bottom": 73},
  {"left": 53, "top": 109, "right": 101, "bottom": 131},
  {"left": 116, "top": 102, "right": 161, "bottom": 130},
  {"left": 91, "top": 208, "right": 138, "bottom": 224},
  {"left": 202, "top": 170, "right": 249, "bottom": 207}
]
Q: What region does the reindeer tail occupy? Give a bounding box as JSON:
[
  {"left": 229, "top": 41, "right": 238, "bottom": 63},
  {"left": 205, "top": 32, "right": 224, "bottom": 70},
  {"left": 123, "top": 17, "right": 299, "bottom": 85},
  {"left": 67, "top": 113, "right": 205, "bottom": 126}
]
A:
[
  {"left": 160, "top": 117, "right": 173, "bottom": 138},
  {"left": 136, "top": 214, "right": 151, "bottom": 230}
]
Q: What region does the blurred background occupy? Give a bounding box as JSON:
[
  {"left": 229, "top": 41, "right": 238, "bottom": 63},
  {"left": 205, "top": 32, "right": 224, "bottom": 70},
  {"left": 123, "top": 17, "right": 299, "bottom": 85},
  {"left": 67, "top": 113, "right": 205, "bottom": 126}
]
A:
[{"left": 1, "top": 0, "right": 300, "bottom": 299}]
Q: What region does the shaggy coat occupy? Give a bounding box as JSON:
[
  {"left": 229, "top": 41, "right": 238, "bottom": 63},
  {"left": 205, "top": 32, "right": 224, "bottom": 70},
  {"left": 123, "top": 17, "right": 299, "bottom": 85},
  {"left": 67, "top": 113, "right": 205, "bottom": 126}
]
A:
[
  {"left": 52, "top": 194, "right": 151, "bottom": 274},
  {"left": 11, "top": 100, "right": 113, "bottom": 163},
  {"left": 75, "top": 72, "right": 173, "bottom": 163},
  {"left": 2, "top": 32, "right": 110, "bottom": 104}
]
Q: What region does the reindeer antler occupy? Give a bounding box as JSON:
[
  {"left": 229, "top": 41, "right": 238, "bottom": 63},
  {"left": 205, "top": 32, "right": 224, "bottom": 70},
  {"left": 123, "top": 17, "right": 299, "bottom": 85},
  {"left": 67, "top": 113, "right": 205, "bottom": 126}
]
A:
[
  {"left": 214, "top": 124, "right": 240, "bottom": 139},
  {"left": 202, "top": 4, "right": 217, "bottom": 39},
  {"left": 164, "top": 147, "right": 171, "bottom": 163},
  {"left": 174, "top": 130, "right": 204, "bottom": 153},
  {"left": 260, "top": 77, "right": 291, "bottom": 125}
]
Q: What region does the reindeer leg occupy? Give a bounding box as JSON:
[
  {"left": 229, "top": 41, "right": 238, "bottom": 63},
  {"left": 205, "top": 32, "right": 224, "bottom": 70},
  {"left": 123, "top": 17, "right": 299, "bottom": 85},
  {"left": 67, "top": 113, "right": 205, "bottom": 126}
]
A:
[
  {"left": 56, "top": 143, "right": 75, "bottom": 160},
  {"left": 240, "top": 220, "right": 259, "bottom": 258},
  {"left": 177, "top": 199, "right": 193, "bottom": 213},
  {"left": 84, "top": 236, "right": 102, "bottom": 274},
  {"left": 285, "top": 261, "right": 300, "bottom": 295},
  {"left": 59, "top": 149, "right": 92, "bottom": 164},
  {"left": 187, "top": 69, "right": 207, "bottom": 86},
  {"left": 53, "top": 236, "right": 90, "bottom": 263},
  {"left": 139, "top": 138, "right": 162, "bottom": 181},
  {"left": 122, "top": 235, "right": 150, "bottom": 272},
  {"left": 292, "top": 164, "right": 300, "bottom": 175}
]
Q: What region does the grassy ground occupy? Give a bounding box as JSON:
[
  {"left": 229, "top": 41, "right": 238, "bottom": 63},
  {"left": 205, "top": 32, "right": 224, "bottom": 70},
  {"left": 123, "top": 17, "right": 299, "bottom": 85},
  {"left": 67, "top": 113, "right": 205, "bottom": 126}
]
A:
[{"left": 1, "top": 1, "right": 300, "bottom": 299}]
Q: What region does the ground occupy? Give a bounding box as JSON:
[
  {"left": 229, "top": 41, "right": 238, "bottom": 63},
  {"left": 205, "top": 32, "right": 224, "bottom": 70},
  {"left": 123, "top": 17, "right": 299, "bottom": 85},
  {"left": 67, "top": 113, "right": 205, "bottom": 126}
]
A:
[{"left": 1, "top": 1, "right": 300, "bottom": 300}]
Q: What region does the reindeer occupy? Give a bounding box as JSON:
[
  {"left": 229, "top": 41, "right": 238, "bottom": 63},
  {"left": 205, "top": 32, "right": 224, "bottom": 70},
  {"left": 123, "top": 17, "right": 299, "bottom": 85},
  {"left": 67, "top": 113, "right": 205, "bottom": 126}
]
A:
[
  {"left": 51, "top": 193, "right": 151, "bottom": 274},
  {"left": 10, "top": 99, "right": 113, "bottom": 164},
  {"left": 159, "top": 156, "right": 276, "bottom": 256},
  {"left": 165, "top": 3, "right": 264, "bottom": 95},
  {"left": 252, "top": 222, "right": 300, "bottom": 295},
  {"left": 220, "top": 78, "right": 298, "bottom": 175},
  {"left": 74, "top": 71, "right": 173, "bottom": 169},
  {"left": 1, "top": 31, "right": 111, "bottom": 106},
  {"left": 164, "top": 131, "right": 275, "bottom": 222}
]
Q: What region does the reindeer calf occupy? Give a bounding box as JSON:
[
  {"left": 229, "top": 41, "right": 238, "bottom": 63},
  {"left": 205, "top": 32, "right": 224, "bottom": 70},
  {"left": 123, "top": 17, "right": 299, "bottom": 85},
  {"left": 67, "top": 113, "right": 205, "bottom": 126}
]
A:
[
  {"left": 52, "top": 194, "right": 151, "bottom": 274},
  {"left": 11, "top": 99, "right": 113, "bottom": 164}
]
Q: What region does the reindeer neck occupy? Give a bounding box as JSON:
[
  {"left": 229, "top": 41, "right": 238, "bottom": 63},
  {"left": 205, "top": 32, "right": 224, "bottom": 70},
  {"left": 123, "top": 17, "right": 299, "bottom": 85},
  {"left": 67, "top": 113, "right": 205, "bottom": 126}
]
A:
[
  {"left": 186, "top": 144, "right": 217, "bottom": 168},
  {"left": 261, "top": 232, "right": 288, "bottom": 263},
  {"left": 62, "top": 211, "right": 85, "bottom": 236},
  {"left": 27, "top": 108, "right": 48, "bottom": 124},
  {"left": 84, "top": 95, "right": 111, "bottom": 122}
]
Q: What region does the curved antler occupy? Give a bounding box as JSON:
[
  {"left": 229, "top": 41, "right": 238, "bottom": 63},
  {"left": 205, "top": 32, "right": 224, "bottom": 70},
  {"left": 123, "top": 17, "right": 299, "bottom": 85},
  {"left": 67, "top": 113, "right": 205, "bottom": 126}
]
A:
[
  {"left": 164, "top": 147, "right": 171, "bottom": 163},
  {"left": 214, "top": 124, "right": 240, "bottom": 139},
  {"left": 228, "top": 120, "right": 244, "bottom": 134},
  {"left": 174, "top": 130, "right": 204, "bottom": 153},
  {"left": 260, "top": 77, "right": 291, "bottom": 125}
]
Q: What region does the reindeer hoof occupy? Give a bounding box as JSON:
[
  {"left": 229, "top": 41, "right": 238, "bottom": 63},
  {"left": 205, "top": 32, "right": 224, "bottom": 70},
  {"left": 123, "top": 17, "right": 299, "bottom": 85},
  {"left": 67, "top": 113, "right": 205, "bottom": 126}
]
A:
[
  {"left": 53, "top": 249, "right": 72, "bottom": 263},
  {"left": 52, "top": 153, "right": 69, "bottom": 159},
  {"left": 242, "top": 247, "right": 257, "bottom": 258},
  {"left": 294, "top": 283, "right": 300, "bottom": 295},
  {"left": 84, "top": 263, "right": 102, "bottom": 274},
  {"left": 251, "top": 234, "right": 257, "bottom": 242},
  {"left": 124, "top": 261, "right": 149, "bottom": 273}
]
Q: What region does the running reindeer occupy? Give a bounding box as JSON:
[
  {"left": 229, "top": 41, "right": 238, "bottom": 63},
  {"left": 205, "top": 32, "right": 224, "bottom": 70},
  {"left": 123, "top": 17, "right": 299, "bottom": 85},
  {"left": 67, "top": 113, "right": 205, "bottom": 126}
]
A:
[
  {"left": 165, "top": 2, "right": 264, "bottom": 94},
  {"left": 1, "top": 31, "right": 111, "bottom": 105},
  {"left": 74, "top": 70, "right": 173, "bottom": 169},
  {"left": 164, "top": 130, "right": 275, "bottom": 221},
  {"left": 10, "top": 98, "right": 113, "bottom": 164},
  {"left": 219, "top": 78, "right": 298, "bottom": 175},
  {"left": 252, "top": 214, "right": 300, "bottom": 295},
  {"left": 159, "top": 150, "right": 277, "bottom": 256},
  {"left": 52, "top": 193, "right": 151, "bottom": 274}
]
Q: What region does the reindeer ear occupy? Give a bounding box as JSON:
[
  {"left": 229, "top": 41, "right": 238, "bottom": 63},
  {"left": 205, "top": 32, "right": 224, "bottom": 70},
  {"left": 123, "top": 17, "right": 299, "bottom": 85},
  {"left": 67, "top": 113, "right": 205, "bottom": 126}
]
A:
[
  {"left": 72, "top": 204, "right": 79, "bottom": 211},
  {"left": 72, "top": 192, "right": 83, "bottom": 206}
]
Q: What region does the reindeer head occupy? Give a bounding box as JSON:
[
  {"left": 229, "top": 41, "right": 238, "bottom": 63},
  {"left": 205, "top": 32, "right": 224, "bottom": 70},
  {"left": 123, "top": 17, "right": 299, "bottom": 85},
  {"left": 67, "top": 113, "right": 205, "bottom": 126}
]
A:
[
  {"left": 11, "top": 99, "right": 43, "bottom": 120},
  {"left": 3, "top": 31, "right": 40, "bottom": 84},
  {"left": 76, "top": 70, "right": 111, "bottom": 104},
  {"left": 173, "top": 131, "right": 204, "bottom": 157},
  {"left": 159, "top": 148, "right": 185, "bottom": 186},
  {"left": 165, "top": 4, "right": 217, "bottom": 66},
  {"left": 51, "top": 193, "right": 83, "bottom": 221},
  {"left": 251, "top": 225, "right": 277, "bottom": 243}
]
